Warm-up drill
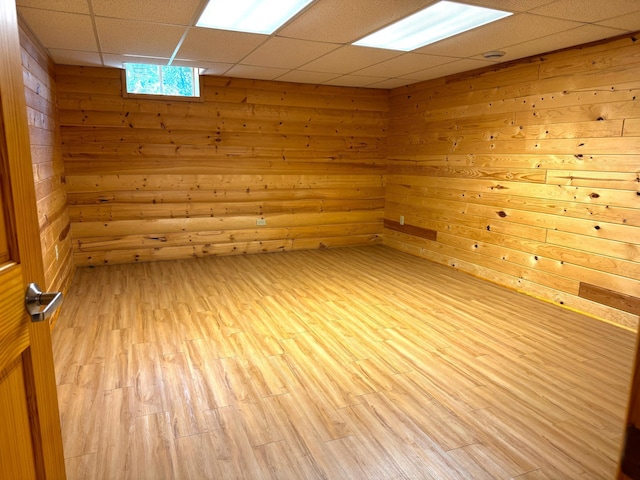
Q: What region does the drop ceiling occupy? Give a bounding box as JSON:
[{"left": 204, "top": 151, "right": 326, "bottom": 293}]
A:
[{"left": 16, "top": 0, "right": 640, "bottom": 89}]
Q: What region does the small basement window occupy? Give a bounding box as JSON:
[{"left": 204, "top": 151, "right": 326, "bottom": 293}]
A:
[{"left": 124, "top": 63, "right": 200, "bottom": 98}]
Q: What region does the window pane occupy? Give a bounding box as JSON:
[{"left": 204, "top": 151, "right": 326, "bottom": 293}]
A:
[
  {"left": 126, "top": 64, "right": 161, "bottom": 94},
  {"left": 161, "top": 65, "right": 194, "bottom": 96}
]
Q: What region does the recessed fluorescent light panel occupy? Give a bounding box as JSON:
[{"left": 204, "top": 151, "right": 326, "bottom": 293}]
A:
[
  {"left": 197, "top": 0, "right": 314, "bottom": 35},
  {"left": 353, "top": 1, "right": 512, "bottom": 52}
]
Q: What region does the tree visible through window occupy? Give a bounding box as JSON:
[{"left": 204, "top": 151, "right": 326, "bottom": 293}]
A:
[{"left": 124, "top": 63, "right": 200, "bottom": 97}]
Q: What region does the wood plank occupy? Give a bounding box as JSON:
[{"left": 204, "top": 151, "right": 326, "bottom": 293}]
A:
[
  {"left": 66, "top": 174, "right": 384, "bottom": 192},
  {"left": 67, "top": 197, "right": 384, "bottom": 222},
  {"left": 547, "top": 170, "right": 640, "bottom": 190},
  {"left": 579, "top": 283, "right": 640, "bottom": 316},
  {"left": 384, "top": 164, "right": 546, "bottom": 183},
  {"left": 547, "top": 229, "right": 639, "bottom": 262},
  {"left": 387, "top": 153, "right": 640, "bottom": 172},
  {"left": 57, "top": 110, "right": 387, "bottom": 137},
  {"left": 383, "top": 219, "right": 437, "bottom": 240},
  {"left": 391, "top": 135, "right": 640, "bottom": 156},
  {"left": 70, "top": 211, "right": 381, "bottom": 237},
  {"left": 387, "top": 174, "right": 637, "bottom": 208},
  {"left": 60, "top": 126, "right": 385, "bottom": 149},
  {"left": 72, "top": 223, "right": 382, "bottom": 251},
  {"left": 67, "top": 186, "right": 385, "bottom": 204},
  {"left": 623, "top": 117, "right": 640, "bottom": 137}
]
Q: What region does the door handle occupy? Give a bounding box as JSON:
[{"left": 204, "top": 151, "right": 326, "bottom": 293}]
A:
[{"left": 25, "top": 283, "right": 63, "bottom": 322}]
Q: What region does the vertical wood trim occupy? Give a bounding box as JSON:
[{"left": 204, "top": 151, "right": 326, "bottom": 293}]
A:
[{"left": 619, "top": 324, "right": 640, "bottom": 479}]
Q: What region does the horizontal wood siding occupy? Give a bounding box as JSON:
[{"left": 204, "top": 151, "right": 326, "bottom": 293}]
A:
[
  {"left": 57, "top": 67, "right": 387, "bottom": 265},
  {"left": 19, "top": 21, "right": 74, "bottom": 298},
  {"left": 386, "top": 34, "right": 640, "bottom": 329}
]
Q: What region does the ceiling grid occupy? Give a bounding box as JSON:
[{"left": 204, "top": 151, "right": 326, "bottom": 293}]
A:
[{"left": 16, "top": 0, "right": 640, "bottom": 88}]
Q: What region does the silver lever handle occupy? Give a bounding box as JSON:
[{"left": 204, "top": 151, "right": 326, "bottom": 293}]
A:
[{"left": 25, "top": 283, "right": 63, "bottom": 322}]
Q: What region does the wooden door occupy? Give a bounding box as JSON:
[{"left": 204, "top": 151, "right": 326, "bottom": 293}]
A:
[{"left": 0, "top": 0, "right": 66, "bottom": 478}]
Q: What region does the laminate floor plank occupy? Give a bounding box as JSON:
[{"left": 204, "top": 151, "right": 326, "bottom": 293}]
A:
[
  {"left": 52, "top": 245, "right": 635, "bottom": 479},
  {"left": 96, "top": 386, "right": 136, "bottom": 478},
  {"left": 64, "top": 453, "right": 97, "bottom": 480},
  {"left": 57, "top": 363, "right": 104, "bottom": 458}
]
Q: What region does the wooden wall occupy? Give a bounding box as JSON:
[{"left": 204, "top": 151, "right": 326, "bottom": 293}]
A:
[
  {"left": 18, "top": 21, "right": 74, "bottom": 296},
  {"left": 385, "top": 34, "right": 640, "bottom": 329},
  {"left": 52, "top": 34, "right": 640, "bottom": 328},
  {"left": 56, "top": 67, "right": 386, "bottom": 266}
]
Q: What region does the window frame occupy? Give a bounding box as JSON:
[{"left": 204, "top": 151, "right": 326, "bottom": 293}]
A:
[{"left": 121, "top": 64, "right": 204, "bottom": 102}]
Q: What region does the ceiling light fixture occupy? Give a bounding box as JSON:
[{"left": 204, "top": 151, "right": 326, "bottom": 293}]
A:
[
  {"left": 196, "top": 0, "right": 313, "bottom": 35},
  {"left": 353, "top": 1, "right": 512, "bottom": 52}
]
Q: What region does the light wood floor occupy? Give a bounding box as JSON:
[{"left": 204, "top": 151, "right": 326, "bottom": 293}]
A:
[{"left": 52, "top": 245, "right": 636, "bottom": 479}]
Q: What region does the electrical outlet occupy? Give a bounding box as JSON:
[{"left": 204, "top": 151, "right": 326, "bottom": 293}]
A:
[
  {"left": 256, "top": 218, "right": 267, "bottom": 226},
  {"left": 55, "top": 244, "right": 59, "bottom": 261},
  {"left": 400, "top": 215, "right": 405, "bottom": 226}
]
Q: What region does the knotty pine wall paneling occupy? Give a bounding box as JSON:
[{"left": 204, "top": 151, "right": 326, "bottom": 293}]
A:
[
  {"left": 18, "top": 21, "right": 74, "bottom": 299},
  {"left": 386, "top": 33, "right": 640, "bottom": 329},
  {"left": 57, "top": 67, "right": 387, "bottom": 266}
]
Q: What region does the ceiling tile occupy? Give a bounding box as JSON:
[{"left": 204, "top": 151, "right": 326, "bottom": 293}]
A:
[
  {"left": 177, "top": 28, "right": 267, "bottom": 63},
  {"left": 201, "top": 66, "right": 233, "bottom": 76},
  {"left": 102, "top": 53, "right": 168, "bottom": 68},
  {"left": 276, "top": 70, "right": 341, "bottom": 84},
  {"left": 458, "top": 0, "right": 556, "bottom": 12},
  {"left": 172, "top": 59, "right": 233, "bottom": 75},
  {"left": 243, "top": 37, "right": 339, "bottom": 69},
  {"left": 323, "top": 74, "right": 387, "bottom": 87},
  {"left": 416, "top": 12, "right": 583, "bottom": 58},
  {"left": 529, "top": 0, "right": 640, "bottom": 23},
  {"left": 16, "top": 0, "right": 89, "bottom": 14},
  {"left": 367, "top": 77, "right": 414, "bottom": 89},
  {"left": 19, "top": 8, "right": 97, "bottom": 51},
  {"left": 300, "top": 45, "right": 399, "bottom": 74},
  {"left": 495, "top": 24, "right": 629, "bottom": 63},
  {"left": 49, "top": 49, "right": 102, "bottom": 67},
  {"left": 278, "top": 0, "right": 433, "bottom": 43},
  {"left": 354, "top": 53, "right": 455, "bottom": 77},
  {"left": 95, "top": 17, "right": 185, "bottom": 57},
  {"left": 225, "top": 64, "right": 290, "bottom": 81},
  {"left": 599, "top": 10, "right": 640, "bottom": 30},
  {"left": 104, "top": 55, "right": 234, "bottom": 75},
  {"left": 91, "top": 0, "right": 203, "bottom": 25},
  {"left": 401, "top": 58, "right": 494, "bottom": 81}
]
